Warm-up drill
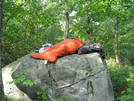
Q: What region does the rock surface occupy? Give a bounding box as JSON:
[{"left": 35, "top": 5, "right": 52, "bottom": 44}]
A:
[{"left": 2, "top": 52, "right": 115, "bottom": 101}]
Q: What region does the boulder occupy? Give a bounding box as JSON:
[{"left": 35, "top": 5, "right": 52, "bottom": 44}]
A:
[{"left": 2, "top": 52, "right": 115, "bottom": 101}]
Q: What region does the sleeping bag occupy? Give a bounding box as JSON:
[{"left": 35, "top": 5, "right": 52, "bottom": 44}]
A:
[{"left": 30, "top": 38, "right": 84, "bottom": 63}]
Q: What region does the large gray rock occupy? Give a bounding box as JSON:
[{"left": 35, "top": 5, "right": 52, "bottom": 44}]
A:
[{"left": 2, "top": 53, "right": 115, "bottom": 101}]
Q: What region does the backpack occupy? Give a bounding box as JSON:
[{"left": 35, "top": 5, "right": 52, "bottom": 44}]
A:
[{"left": 77, "top": 43, "right": 105, "bottom": 60}]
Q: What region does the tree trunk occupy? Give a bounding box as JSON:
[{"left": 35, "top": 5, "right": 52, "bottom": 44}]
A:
[
  {"left": 64, "top": 0, "right": 69, "bottom": 40},
  {"left": 86, "top": 0, "right": 92, "bottom": 44},
  {"left": 93, "top": 23, "right": 96, "bottom": 43},
  {"left": 24, "top": 25, "right": 27, "bottom": 45},
  {"left": 114, "top": 18, "right": 120, "bottom": 67},
  {"left": 0, "top": 0, "right": 5, "bottom": 99},
  {"left": 86, "top": 17, "right": 90, "bottom": 44}
]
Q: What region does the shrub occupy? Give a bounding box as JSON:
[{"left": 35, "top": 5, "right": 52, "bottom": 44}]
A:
[
  {"left": 117, "top": 88, "right": 134, "bottom": 101},
  {"left": 108, "top": 65, "right": 134, "bottom": 100}
]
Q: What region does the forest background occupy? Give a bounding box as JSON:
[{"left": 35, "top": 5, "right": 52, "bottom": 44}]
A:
[{"left": 1, "top": 0, "right": 134, "bottom": 100}]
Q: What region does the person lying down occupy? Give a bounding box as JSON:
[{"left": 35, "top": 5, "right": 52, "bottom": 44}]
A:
[{"left": 30, "top": 38, "right": 84, "bottom": 63}]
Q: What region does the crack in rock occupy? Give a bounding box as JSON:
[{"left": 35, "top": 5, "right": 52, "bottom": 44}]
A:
[
  {"left": 57, "top": 68, "right": 106, "bottom": 89},
  {"left": 45, "top": 64, "right": 58, "bottom": 87}
]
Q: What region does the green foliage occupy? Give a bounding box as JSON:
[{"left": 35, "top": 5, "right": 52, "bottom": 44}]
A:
[
  {"left": 6, "top": 70, "right": 71, "bottom": 101},
  {"left": 0, "top": 96, "right": 7, "bottom": 101},
  {"left": 36, "top": 90, "right": 48, "bottom": 100},
  {"left": 2, "top": 0, "right": 134, "bottom": 67},
  {"left": 57, "top": 95, "right": 71, "bottom": 101},
  {"left": 5, "top": 96, "right": 25, "bottom": 101},
  {"left": 108, "top": 64, "right": 134, "bottom": 100},
  {"left": 6, "top": 71, "right": 48, "bottom": 100},
  {"left": 7, "top": 71, "right": 37, "bottom": 87},
  {"left": 6, "top": 69, "right": 72, "bottom": 101},
  {"left": 2, "top": 0, "right": 134, "bottom": 100},
  {"left": 2, "top": 0, "right": 63, "bottom": 67},
  {"left": 117, "top": 88, "right": 134, "bottom": 101},
  {"left": 126, "top": 72, "right": 134, "bottom": 89}
]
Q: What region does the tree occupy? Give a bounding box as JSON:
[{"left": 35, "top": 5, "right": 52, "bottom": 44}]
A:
[
  {"left": 113, "top": 18, "right": 120, "bottom": 67},
  {"left": 2, "top": 0, "right": 134, "bottom": 67},
  {"left": 2, "top": 0, "right": 60, "bottom": 66},
  {"left": 64, "top": 0, "right": 69, "bottom": 40},
  {"left": 0, "top": 0, "right": 4, "bottom": 100}
]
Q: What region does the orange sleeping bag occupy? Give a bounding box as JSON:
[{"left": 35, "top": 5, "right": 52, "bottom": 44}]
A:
[{"left": 30, "top": 38, "right": 84, "bottom": 63}]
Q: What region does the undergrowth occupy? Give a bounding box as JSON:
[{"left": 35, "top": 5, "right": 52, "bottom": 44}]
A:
[{"left": 108, "top": 64, "right": 134, "bottom": 101}]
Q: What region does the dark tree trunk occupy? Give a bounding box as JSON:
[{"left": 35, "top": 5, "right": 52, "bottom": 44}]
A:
[
  {"left": 0, "top": 0, "right": 5, "bottom": 99},
  {"left": 86, "top": 17, "right": 90, "bottom": 44},
  {"left": 93, "top": 23, "right": 96, "bottom": 43},
  {"left": 64, "top": 0, "right": 69, "bottom": 40},
  {"left": 86, "top": 0, "right": 92, "bottom": 44}
]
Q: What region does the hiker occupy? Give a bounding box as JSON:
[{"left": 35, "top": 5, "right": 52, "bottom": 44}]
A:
[
  {"left": 30, "top": 38, "right": 105, "bottom": 64},
  {"left": 30, "top": 38, "right": 84, "bottom": 63}
]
